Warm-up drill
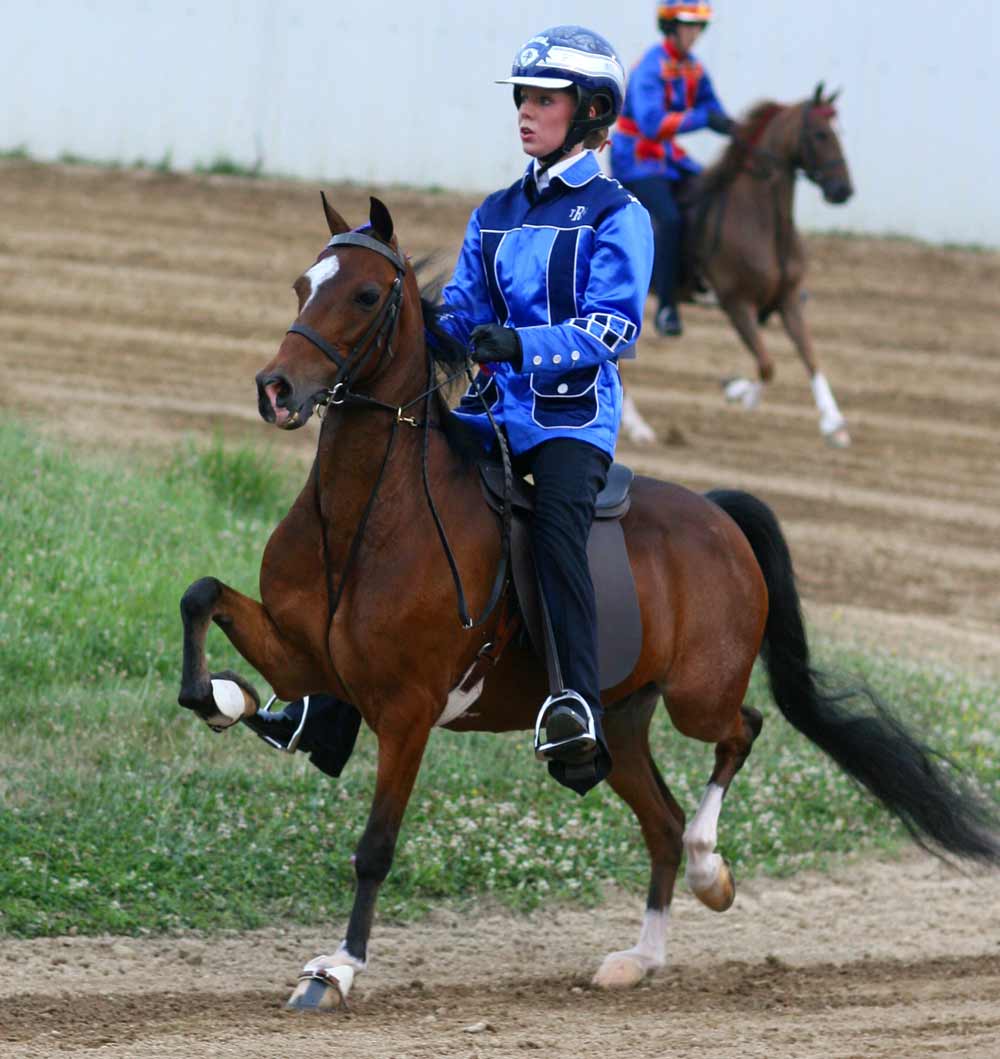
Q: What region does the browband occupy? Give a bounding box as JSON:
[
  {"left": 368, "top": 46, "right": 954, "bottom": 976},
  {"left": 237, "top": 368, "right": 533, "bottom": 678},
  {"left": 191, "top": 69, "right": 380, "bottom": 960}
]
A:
[{"left": 325, "top": 231, "right": 406, "bottom": 273}]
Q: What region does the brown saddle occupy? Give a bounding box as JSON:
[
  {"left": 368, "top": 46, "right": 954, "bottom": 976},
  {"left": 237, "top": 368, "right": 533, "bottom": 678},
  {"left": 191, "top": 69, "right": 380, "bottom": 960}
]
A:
[{"left": 479, "top": 462, "right": 643, "bottom": 691}]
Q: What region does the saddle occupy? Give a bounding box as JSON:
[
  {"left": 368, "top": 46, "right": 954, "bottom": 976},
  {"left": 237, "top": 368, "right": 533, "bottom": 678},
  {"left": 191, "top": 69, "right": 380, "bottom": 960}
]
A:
[{"left": 479, "top": 461, "right": 643, "bottom": 691}]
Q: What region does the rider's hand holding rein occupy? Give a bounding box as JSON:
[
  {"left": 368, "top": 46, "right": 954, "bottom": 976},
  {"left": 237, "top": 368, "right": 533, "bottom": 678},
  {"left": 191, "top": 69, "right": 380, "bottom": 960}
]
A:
[{"left": 469, "top": 324, "right": 523, "bottom": 367}]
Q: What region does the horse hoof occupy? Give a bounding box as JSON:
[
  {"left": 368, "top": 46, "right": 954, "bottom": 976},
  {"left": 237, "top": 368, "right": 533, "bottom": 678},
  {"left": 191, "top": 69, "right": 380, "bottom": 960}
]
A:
[
  {"left": 824, "top": 425, "right": 851, "bottom": 448},
  {"left": 691, "top": 857, "right": 736, "bottom": 913},
  {"left": 592, "top": 953, "right": 647, "bottom": 990},
  {"left": 722, "top": 377, "right": 762, "bottom": 409},
  {"left": 285, "top": 967, "right": 353, "bottom": 1012}
]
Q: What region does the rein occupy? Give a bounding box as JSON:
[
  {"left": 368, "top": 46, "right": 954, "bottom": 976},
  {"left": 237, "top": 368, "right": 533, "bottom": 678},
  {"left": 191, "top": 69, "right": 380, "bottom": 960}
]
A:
[{"left": 289, "top": 231, "right": 512, "bottom": 652}]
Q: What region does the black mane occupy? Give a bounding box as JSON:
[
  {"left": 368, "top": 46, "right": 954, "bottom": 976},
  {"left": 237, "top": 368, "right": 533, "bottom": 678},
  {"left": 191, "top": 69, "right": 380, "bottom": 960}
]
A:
[{"left": 416, "top": 269, "right": 487, "bottom": 465}]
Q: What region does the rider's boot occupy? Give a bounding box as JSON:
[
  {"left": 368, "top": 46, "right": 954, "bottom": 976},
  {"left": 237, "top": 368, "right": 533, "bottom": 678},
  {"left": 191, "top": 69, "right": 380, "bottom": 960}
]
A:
[
  {"left": 655, "top": 303, "right": 683, "bottom": 337},
  {"left": 535, "top": 689, "right": 611, "bottom": 796},
  {"left": 243, "top": 693, "right": 362, "bottom": 778}
]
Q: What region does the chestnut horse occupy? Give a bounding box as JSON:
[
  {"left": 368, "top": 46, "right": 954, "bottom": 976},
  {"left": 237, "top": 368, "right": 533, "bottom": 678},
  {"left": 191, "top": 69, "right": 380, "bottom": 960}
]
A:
[
  {"left": 178, "top": 196, "right": 998, "bottom": 1009},
  {"left": 693, "top": 84, "right": 854, "bottom": 446}
]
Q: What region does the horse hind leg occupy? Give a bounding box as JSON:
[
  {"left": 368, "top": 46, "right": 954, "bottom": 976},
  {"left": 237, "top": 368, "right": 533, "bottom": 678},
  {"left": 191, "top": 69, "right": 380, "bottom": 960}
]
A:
[
  {"left": 684, "top": 704, "right": 763, "bottom": 912},
  {"left": 592, "top": 686, "right": 685, "bottom": 990}
]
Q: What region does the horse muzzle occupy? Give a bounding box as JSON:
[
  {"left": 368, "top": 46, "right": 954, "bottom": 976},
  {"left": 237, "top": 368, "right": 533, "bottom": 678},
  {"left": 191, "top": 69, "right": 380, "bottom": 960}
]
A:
[
  {"left": 255, "top": 371, "right": 319, "bottom": 430},
  {"left": 823, "top": 179, "right": 853, "bottom": 205}
]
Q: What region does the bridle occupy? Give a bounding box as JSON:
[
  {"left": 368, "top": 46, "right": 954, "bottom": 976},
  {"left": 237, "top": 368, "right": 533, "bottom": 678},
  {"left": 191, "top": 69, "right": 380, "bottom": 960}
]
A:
[
  {"left": 738, "top": 103, "right": 846, "bottom": 188},
  {"left": 283, "top": 229, "right": 512, "bottom": 676},
  {"left": 286, "top": 230, "right": 408, "bottom": 418}
]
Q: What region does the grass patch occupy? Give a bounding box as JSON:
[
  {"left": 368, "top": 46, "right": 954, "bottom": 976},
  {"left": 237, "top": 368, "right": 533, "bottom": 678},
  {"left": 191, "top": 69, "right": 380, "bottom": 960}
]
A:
[{"left": 2, "top": 422, "right": 998, "bottom": 937}]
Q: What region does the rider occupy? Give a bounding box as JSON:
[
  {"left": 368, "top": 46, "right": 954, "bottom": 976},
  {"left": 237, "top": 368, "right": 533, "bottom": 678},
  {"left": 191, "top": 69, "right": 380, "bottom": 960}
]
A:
[
  {"left": 436, "top": 26, "right": 654, "bottom": 796},
  {"left": 610, "top": 3, "right": 733, "bottom": 337}
]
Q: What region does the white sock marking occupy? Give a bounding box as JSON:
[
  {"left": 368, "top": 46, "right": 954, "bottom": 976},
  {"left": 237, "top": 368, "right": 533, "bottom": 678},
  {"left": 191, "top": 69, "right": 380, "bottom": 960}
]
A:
[
  {"left": 684, "top": 783, "right": 725, "bottom": 892},
  {"left": 811, "top": 372, "right": 846, "bottom": 434}
]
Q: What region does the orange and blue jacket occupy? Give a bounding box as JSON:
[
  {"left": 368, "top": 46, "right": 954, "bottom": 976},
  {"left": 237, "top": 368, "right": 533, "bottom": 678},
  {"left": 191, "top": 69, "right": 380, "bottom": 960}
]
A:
[{"left": 610, "top": 38, "right": 727, "bottom": 183}]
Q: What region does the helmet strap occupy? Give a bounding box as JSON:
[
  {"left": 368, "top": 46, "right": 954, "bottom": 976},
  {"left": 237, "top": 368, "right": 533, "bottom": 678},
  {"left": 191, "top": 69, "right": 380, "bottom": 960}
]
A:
[{"left": 536, "top": 88, "right": 612, "bottom": 171}]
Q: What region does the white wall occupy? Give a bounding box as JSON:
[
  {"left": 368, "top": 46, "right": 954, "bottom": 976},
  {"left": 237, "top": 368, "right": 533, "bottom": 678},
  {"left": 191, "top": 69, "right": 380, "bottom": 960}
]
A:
[{"left": 3, "top": 1, "right": 998, "bottom": 245}]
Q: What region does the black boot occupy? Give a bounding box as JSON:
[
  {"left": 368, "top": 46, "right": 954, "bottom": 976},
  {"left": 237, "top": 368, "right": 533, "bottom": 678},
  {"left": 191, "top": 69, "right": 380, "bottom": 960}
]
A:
[
  {"left": 535, "top": 690, "right": 612, "bottom": 797},
  {"left": 655, "top": 304, "right": 683, "bottom": 337},
  {"left": 243, "top": 694, "right": 362, "bottom": 778}
]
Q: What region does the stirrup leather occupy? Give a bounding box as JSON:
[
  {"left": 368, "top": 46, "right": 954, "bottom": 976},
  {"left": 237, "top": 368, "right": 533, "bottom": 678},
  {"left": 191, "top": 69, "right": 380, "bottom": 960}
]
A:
[{"left": 533, "top": 690, "right": 597, "bottom": 761}]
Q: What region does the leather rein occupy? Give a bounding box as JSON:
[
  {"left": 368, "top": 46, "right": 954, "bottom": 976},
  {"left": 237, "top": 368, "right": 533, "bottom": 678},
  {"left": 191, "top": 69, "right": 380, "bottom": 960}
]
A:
[{"left": 286, "top": 230, "right": 512, "bottom": 643}]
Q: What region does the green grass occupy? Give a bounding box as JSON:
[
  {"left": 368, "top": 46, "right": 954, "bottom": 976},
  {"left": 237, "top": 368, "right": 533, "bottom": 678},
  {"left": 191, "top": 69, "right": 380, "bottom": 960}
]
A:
[{"left": 1, "top": 422, "right": 998, "bottom": 938}]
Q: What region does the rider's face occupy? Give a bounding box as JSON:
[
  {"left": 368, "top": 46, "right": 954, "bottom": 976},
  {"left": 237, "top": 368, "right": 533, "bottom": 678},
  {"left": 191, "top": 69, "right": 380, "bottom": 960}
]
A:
[
  {"left": 674, "top": 24, "right": 704, "bottom": 53},
  {"left": 517, "top": 86, "right": 578, "bottom": 160}
]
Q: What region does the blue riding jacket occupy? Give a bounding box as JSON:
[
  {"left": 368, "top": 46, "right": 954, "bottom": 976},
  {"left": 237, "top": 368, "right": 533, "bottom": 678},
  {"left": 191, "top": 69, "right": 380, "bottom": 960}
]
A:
[
  {"left": 611, "top": 38, "right": 727, "bottom": 184},
  {"left": 438, "top": 151, "right": 654, "bottom": 459}
]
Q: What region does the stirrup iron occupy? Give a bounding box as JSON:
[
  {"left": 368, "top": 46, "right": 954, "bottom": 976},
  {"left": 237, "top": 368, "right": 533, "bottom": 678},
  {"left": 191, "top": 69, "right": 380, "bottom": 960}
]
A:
[{"left": 533, "top": 690, "right": 597, "bottom": 762}]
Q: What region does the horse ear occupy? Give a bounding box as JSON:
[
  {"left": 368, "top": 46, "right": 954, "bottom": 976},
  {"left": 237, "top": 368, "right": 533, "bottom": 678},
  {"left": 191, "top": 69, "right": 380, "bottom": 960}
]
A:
[
  {"left": 813, "top": 82, "right": 825, "bottom": 105},
  {"left": 828, "top": 87, "right": 841, "bottom": 104},
  {"left": 369, "top": 196, "right": 394, "bottom": 243},
  {"left": 320, "top": 191, "right": 350, "bottom": 236}
]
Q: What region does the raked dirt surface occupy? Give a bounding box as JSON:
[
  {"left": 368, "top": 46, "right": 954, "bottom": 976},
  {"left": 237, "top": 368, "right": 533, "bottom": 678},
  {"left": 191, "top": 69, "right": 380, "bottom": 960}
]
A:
[{"left": 1, "top": 160, "right": 999, "bottom": 1057}]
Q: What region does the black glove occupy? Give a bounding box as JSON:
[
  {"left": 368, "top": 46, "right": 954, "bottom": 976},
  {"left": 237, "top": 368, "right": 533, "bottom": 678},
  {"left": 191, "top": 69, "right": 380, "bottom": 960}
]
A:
[
  {"left": 707, "top": 110, "right": 735, "bottom": 135},
  {"left": 470, "top": 324, "right": 522, "bottom": 367}
]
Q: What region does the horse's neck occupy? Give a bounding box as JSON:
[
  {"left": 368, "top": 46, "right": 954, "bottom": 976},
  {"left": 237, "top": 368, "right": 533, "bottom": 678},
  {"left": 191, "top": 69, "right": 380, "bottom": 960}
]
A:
[{"left": 742, "top": 114, "right": 798, "bottom": 218}]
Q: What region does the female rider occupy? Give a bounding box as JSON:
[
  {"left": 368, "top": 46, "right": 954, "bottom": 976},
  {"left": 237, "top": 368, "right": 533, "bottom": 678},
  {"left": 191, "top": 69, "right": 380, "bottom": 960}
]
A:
[{"left": 438, "top": 26, "right": 654, "bottom": 795}]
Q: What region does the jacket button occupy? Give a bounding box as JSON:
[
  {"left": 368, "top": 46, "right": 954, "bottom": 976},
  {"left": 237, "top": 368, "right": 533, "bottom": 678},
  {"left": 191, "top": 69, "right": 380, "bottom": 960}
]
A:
[
  {"left": 553, "top": 354, "right": 562, "bottom": 364},
  {"left": 532, "top": 355, "right": 543, "bottom": 366},
  {"left": 571, "top": 351, "right": 580, "bottom": 361},
  {"left": 557, "top": 383, "right": 569, "bottom": 394}
]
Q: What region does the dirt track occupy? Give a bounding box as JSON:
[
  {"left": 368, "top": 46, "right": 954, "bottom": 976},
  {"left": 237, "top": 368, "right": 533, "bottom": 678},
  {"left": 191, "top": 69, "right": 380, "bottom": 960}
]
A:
[{"left": 1, "top": 161, "right": 999, "bottom": 1056}]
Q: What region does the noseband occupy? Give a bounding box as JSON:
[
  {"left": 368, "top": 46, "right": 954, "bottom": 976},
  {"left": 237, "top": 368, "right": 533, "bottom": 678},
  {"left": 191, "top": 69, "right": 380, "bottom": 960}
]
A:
[{"left": 286, "top": 230, "right": 407, "bottom": 407}]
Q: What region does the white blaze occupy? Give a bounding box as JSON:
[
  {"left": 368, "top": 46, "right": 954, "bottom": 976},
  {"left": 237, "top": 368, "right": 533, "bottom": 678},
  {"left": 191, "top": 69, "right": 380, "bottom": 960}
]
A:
[{"left": 303, "top": 254, "right": 340, "bottom": 310}]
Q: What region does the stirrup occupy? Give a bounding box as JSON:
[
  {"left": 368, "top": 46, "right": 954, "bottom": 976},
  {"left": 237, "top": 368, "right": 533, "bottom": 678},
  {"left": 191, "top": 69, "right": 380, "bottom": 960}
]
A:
[
  {"left": 243, "top": 694, "right": 311, "bottom": 752},
  {"left": 533, "top": 690, "right": 597, "bottom": 762}
]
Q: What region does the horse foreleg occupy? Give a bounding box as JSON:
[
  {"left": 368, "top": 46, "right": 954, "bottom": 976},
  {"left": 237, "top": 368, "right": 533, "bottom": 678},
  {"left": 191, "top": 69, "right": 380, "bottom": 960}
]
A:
[
  {"left": 778, "top": 294, "right": 850, "bottom": 447},
  {"left": 621, "top": 389, "right": 658, "bottom": 445},
  {"left": 592, "top": 689, "right": 685, "bottom": 990},
  {"left": 287, "top": 714, "right": 432, "bottom": 1010},
  {"left": 719, "top": 299, "right": 772, "bottom": 409},
  {"left": 684, "top": 705, "right": 763, "bottom": 912},
  {"left": 178, "top": 575, "right": 327, "bottom": 730}
]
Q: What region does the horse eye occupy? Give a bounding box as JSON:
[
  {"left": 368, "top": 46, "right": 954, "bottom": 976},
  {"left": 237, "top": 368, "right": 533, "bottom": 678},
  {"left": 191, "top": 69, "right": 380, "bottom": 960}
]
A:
[
  {"left": 815, "top": 131, "right": 830, "bottom": 142},
  {"left": 355, "top": 287, "right": 380, "bottom": 308}
]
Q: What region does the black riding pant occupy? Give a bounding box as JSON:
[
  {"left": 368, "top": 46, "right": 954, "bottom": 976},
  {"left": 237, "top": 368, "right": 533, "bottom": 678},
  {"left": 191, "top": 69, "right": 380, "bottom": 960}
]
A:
[
  {"left": 624, "top": 174, "right": 689, "bottom": 311},
  {"left": 514, "top": 437, "right": 611, "bottom": 712}
]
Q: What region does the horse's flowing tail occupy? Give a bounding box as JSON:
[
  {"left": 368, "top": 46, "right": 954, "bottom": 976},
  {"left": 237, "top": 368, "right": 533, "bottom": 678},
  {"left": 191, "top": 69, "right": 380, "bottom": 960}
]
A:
[{"left": 707, "top": 488, "right": 1000, "bottom": 864}]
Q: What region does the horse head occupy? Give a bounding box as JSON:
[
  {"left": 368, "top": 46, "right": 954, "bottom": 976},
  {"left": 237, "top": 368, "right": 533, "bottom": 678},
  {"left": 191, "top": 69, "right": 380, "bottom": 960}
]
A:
[
  {"left": 797, "top": 83, "right": 853, "bottom": 205},
  {"left": 255, "top": 195, "right": 416, "bottom": 429}
]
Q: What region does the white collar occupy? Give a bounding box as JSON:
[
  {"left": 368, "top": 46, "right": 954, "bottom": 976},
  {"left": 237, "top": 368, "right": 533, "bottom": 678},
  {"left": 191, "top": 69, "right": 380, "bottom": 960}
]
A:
[{"left": 533, "top": 150, "right": 590, "bottom": 193}]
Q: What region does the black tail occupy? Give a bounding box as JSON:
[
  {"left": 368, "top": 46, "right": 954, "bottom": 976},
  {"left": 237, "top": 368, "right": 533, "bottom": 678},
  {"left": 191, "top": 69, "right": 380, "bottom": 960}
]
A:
[{"left": 707, "top": 488, "right": 1000, "bottom": 864}]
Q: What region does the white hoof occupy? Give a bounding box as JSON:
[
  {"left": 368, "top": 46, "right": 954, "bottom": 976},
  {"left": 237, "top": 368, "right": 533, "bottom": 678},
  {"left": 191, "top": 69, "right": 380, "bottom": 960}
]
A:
[
  {"left": 823, "top": 423, "right": 851, "bottom": 448},
  {"left": 621, "top": 394, "right": 657, "bottom": 445},
  {"left": 206, "top": 678, "right": 254, "bottom": 729},
  {"left": 722, "top": 377, "right": 762, "bottom": 409},
  {"left": 592, "top": 951, "right": 655, "bottom": 990}
]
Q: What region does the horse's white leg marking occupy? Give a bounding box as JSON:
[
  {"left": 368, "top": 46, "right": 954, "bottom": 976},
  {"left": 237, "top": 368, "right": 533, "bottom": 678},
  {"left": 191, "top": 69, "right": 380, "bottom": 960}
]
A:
[
  {"left": 723, "top": 377, "right": 763, "bottom": 409},
  {"left": 811, "top": 372, "right": 850, "bottom": 446},
  {"left": 303, "top": 254, "right": 340, "bottom": 310},
  {"left": 205, "top": 678, "right": 254, "bottom": 729},
  {"left": 684, "top": 782, "right": 728, "bottom": 896},
  {"left": 592, "top": 908, "right": 670, "bottom": 990},
  {"left": 286, "top": 941, "right": 367, "bottom": 1006},
  {"left": 621, "top": 391, "right": 657, "bottom": 444}
]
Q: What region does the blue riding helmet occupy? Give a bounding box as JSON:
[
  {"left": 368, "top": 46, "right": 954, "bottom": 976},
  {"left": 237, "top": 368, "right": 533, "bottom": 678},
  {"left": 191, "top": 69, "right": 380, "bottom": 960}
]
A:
[{"left": 498, "top": 26, "right": 626, "bottom": 166}]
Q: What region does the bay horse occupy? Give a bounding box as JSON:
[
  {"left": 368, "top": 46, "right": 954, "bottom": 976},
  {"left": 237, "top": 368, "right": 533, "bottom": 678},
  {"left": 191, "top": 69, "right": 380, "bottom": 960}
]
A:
[
  {"left": 178, "top": 195, "right": 998, "bottom": 1009},
  {"left": 691, "top": 83, "right": 855, "bottom": 446}
]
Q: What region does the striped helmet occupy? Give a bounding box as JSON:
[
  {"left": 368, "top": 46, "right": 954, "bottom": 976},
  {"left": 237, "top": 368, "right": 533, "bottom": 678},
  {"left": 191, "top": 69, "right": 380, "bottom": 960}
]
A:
[{"left": 658, "top": 3, "right": 714, "bottom": 33}]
